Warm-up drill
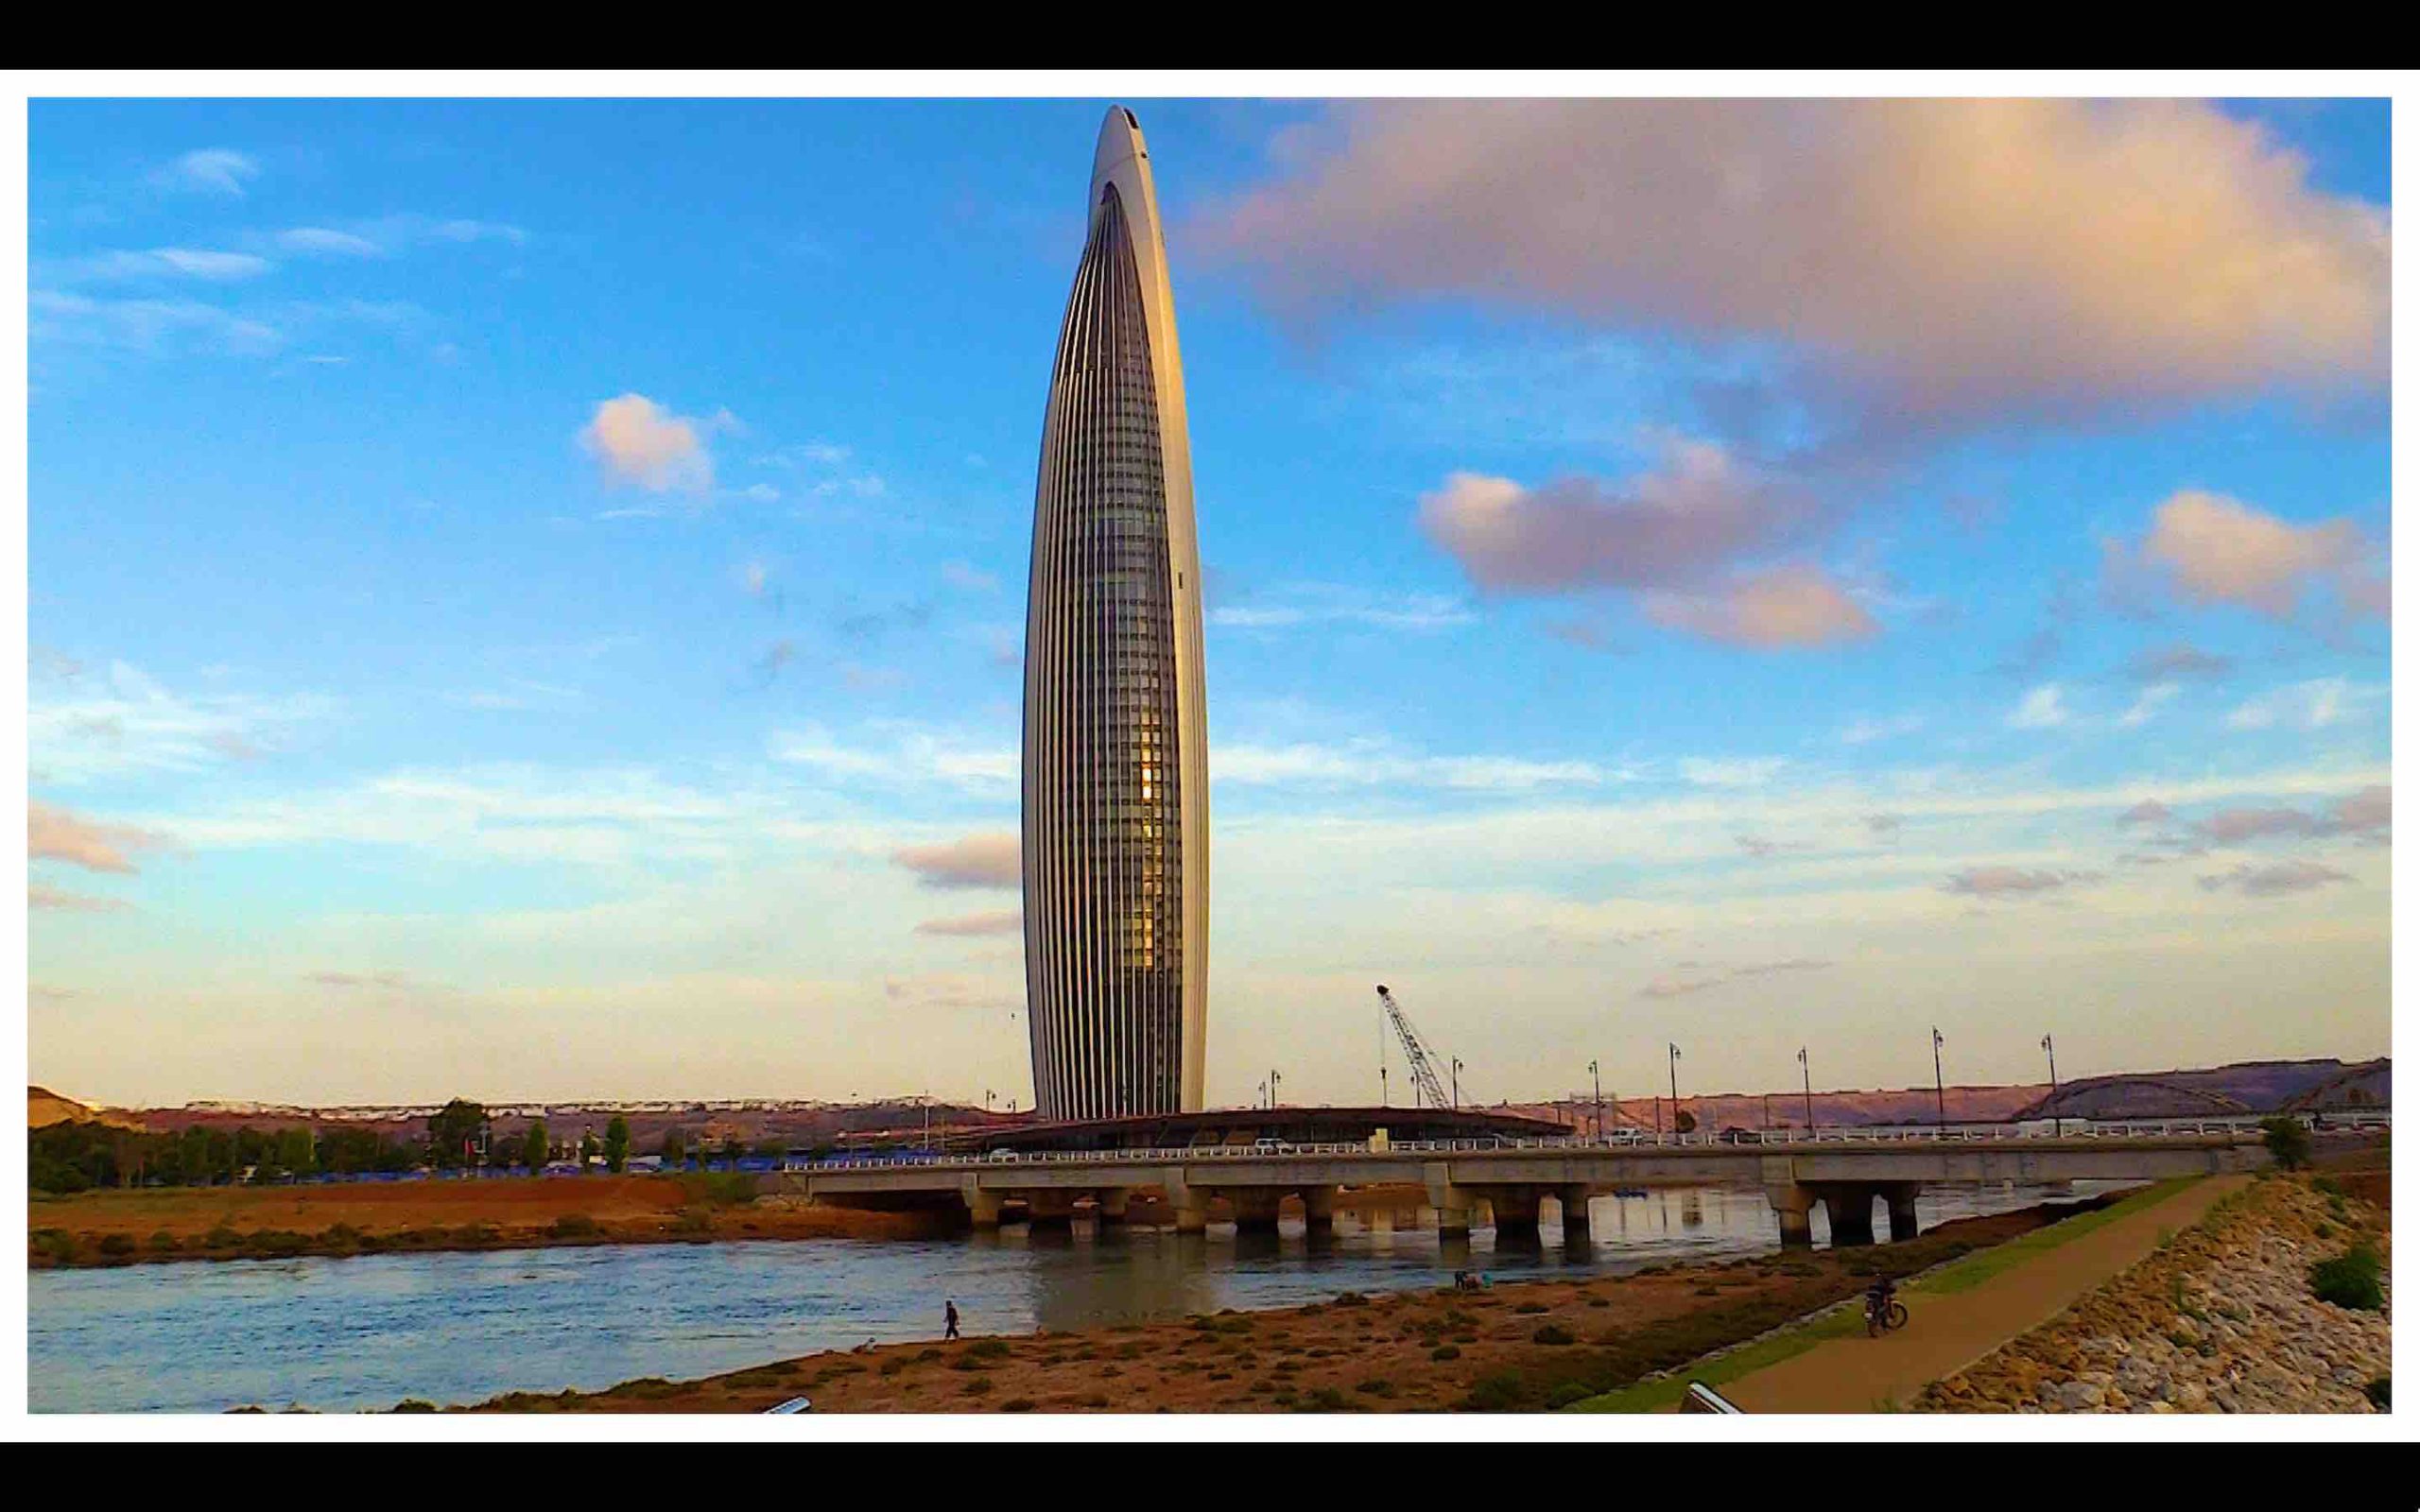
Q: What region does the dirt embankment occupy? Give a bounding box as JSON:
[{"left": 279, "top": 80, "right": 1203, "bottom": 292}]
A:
[
  {"left": 29, "top": 1175, "right": 942, "bottom": 1268},
  {"left": 455, "top": 1202, "right": 2087, "bottom": 1414},
  {"left": 1917, "top": 1170, "right": 2391, "bottom": 1414}
]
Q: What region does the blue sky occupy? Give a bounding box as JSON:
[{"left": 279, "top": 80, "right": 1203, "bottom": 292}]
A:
[{"left": 26, "top": 97, "right": 2392, "bottom": 1109}]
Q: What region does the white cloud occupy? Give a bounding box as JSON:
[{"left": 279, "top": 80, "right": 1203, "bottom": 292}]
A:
[
  {"left": 158, "top": 148, "right": 259, "bottom": 197},
  {"left": 2008, "top": 684, "right": 2070, "bottom": 730},
  {"left": 2225, "top": 678, "right": 2375, "bottom": 731},
  {"left": 28, "top": 661, "right": 329, "bottom": 783}
]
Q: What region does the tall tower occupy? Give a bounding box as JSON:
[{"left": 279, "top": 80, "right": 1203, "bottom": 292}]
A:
[{"left": 1021, "top": 106, "right": 1210, "bottom": 1121}]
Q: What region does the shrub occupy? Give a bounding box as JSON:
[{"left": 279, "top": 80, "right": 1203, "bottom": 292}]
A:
[
  {"left": 392, "top": 1400, "right": 439, "bottom": 1413},
  {"left": 1355, "top": 1378, "right": 1395, "bottom": 1398},
  {"left": 2365, "top": 1377, "right": 2390, "bottom": 1411},
  {"left": 1305, "top": 1386, "right": 1348, "bottom": 1411},
  {"left": 960, "top": 1377, "right": 994, "bottom": 1397},
  {"left": 1429, "top": 1344, "right": 1461, "bottom": 1361},
  {"left": 1463, "top": 1372, "right": 1530, "bottom": 1412},
  {"left": 1532, "top": 1324, "right": 1576, "bottom": 1346},
  {"left": 148, "top": 1229, "right": 180, "bottom": 1252},
  {"left": 550, "top": 1212, "right": 600, "bottom": 1239},
  {"left": 97, "top": 1233, "right": 135, "bottom": 1257},
  {"left": 968, "top": 1338, "right": 1011, "bottom": 1359},
  {"left": 1513, "top": 1301, "right": 1549, "bottom": 1314},
  {"left": 1333, "top": 1291, "right": 1369, "bottom": 1308},
  {"left": 1000, "top": 1397, "right": 1036, "bottom": 1412},
  {"left": 2310, "top": 1245, "right": 2385, "bottom": 1312},
  {"left": 1545, "top": 1381, "right": 1596, "bottom": 1409}
]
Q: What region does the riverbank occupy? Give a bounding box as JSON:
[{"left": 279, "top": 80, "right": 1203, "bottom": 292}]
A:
[
  {"left": 1916, "top": 1169, "right": 2390, "bottom": 1413},
  {"left": 442, "top": 1198, "right": 2093, "bottom": 1413},
  {"left": 28, "top": 1174, "right": 943, "bottom": 1269}
]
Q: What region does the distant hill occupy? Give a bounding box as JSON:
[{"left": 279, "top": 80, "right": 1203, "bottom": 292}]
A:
[
  {"left": 2012, "top": 1057, "right": 2391, "bottom": 1121},
  {"left": 28, "top": 1086, "right": 144, "bottom": 1131}
]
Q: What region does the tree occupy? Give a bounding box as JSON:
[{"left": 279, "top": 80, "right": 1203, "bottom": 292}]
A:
[
  {"left": 603, "top": 1116, "right": 631, "bottom": 1175},
  {"left": 579, "top": 1130, "right": 601, "bottom": 1167},
  {"left": 523, "top": 1121, "right": 550, "bottom": 1173},
  {"left": 427, "top": 1099, "right": 488, "bottom": 1169},
  {"left": 660, "top": 1127, "right": 687, "bottom": 1168},
  {"left": 2261, "top": 1115, "right": 2312, "bottom": 1172}
]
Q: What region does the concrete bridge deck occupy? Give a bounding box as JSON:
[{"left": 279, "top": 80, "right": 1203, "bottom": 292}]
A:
[{"left": 775, "top": 1119, "right": 2310, "bottom": 1246}]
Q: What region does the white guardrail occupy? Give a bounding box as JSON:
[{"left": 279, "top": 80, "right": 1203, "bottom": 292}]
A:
[{"left": 793, "top": 1111, "right": 2387, "bottom": 1172}]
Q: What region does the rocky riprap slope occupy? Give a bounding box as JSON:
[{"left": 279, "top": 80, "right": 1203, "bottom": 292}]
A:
[{"left": 1918, "top": 1175, "right": 2389, "bottom": 1414}]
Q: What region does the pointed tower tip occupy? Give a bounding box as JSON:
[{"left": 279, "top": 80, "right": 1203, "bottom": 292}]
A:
[{"left": 1093, "top": 105, "right": 1146, "bottom": 184}]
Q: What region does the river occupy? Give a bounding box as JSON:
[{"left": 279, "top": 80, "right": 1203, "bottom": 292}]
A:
[{"left": 27, "top": 1179, "right": 2126, "bottom": 1412}]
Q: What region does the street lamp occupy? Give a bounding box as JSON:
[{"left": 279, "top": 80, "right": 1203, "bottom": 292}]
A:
[
  {"left": 1668, "top": 1043, "right": 1683, "bottom": 1141},
  {"left": 1589, "top": 1059, "right": 1602, "bottom": 1143},
  {"left": 1931, "top": 1026, "right": 1947, "bottom": 1130},
  {"left": 2041, "top": 1034, "right": 2059, "bottom": 1112},
  {"left": 1450, "top": 1057, "right": 1462, "bottom": 1110},
  {"left": 1799, "top": 1046, "right": 1813, "bottom": 1136}
]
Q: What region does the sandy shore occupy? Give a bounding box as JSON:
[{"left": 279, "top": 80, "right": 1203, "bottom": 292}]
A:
[{"left": 447, "top": 1199, "right": 2089, "bottom": 1414}]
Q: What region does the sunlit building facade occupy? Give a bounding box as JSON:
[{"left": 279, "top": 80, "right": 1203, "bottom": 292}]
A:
[{"left": 1021, "top": 107, "right": 1210, "bottom": 1120}]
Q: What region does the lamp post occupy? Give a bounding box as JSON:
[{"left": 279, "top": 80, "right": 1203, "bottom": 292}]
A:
[
  {"left": 1589, "top": 1059, "right": 1602, "bottom": 1143},
  {"left": 1668, "top": 1043, "right": 1683, "bottom": 1141},
  {"left": 1799, "top": 1046, "right": 1813, "bottom": 1136},
  {"left": 1270, "top": 1069, "right": 1281, "bottom": 1108},
  {"left": 2041, "top": 1034, "right": 2059, "bottom": 1111},
  {"left": 1450, "top": 1057, "right": 1462, "bottom": 1110},
  {"left": 1931, "top": 1026, "right": 1946, "bottom": 1130}
]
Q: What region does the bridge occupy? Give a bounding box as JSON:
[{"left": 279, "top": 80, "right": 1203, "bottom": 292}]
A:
[{"left": 775, "top": 1116, "right": 2347, "bottom": 1246}]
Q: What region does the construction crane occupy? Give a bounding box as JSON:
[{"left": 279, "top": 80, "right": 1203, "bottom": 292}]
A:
[{"left": 1374, "top": 985, "right": 1452, "bottom": 1109}]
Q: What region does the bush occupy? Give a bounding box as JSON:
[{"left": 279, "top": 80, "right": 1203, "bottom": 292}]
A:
[
  {"left": 1544, "top": 1381, "right": 1597, "bottom": 1409},
  {"left": 97, "top": 1233, "right": 135, "bottom": 1257},
  {"left": 391, "top": 1400, "right": 439, "bottom": 1413},
  {"left": 1463, "top": 1372, "right": 1530, "bottom": 1412},
  {"left": 550, "top": 1212, "right": 600, "bottom": 1239},
  {"left": 1429, "top": 1344, "right": 1461, "bottom": 1361},
  {"left": 2365, "top": 1377, "right": 2390, "bottom": 1410},
  {"left": 960, "top": 1377, "right": 994, "bottom": 1397},
  {"left": 1332, "top": 1291, "right": 1369, "bottom": 1308},
  {"left": 968, "top": 1338, "right": 1011, "bottom": 1359},
  {"left": 1000, "top": 1397, "right": 1035, "bottom": 1412},
  {"left": 1513, "top": 1300, "right": 1548, "bottom": 1314},
  {"left": 2310, "top": 1245, "right": 2385, "bottom": 1312},
  {"left": 148, "top": 1230, "right": 180, "bottom": 1252},
  {"left": 1355, "top": 1378, "right": 1395, "bottom": 1398},
  {"left": 1532, "top": 1324, "right": 1576, "bottom": 1346}
]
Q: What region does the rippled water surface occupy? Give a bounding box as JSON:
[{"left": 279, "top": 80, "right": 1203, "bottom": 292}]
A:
[{"left": 29, "top": 1179, "right": 2127, "bottom": 1412}]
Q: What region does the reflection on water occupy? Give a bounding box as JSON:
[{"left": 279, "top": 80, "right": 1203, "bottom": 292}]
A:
[{"left": 28, "top": 1179, "right": 2129, "bottom": 1413}]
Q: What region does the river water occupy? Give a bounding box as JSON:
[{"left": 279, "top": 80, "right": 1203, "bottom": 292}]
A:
[{"left": 28, "top": 1179, "right": 2127, "bottom": 1413}]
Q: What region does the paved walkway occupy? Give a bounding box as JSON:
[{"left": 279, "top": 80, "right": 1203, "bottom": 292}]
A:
[{"left": 1720, "top": 1175, "right": 2249, "bottom": 1413}]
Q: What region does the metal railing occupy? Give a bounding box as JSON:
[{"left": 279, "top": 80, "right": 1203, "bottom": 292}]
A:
[{"left": 789, "top": 1110, "right": 2381, "bottom": 1173}]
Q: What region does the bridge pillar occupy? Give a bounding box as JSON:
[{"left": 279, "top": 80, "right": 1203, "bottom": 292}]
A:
[
  {"left": 1883, "top": 1184, "right": 1920, "bottom": 1243},
  {"left": 1765, "top": 1183, "right": 1817, "bottom": 1247},
  {"left": 1164, "top": 1177, "right": 1209, "bottom": 1234},
  {"left": 1300, "top": 1186, "right": 1338, "bottom": 1232},
  {"left": 1557, "top": 1184, "right": 1595, "bottom": 1243},
  {"left": 1486, "top": 1187, "right": 1543, "bottom": 1239},
  {"left": 1094, "top": 1188, "right": 1132, "bottom": 1226},
  {"left": 1817, "top": 1184, "right": 1876, "bottom": 1246},
  {"left": 1427, "top": 1183, "right": 1478, "bottom": 1239},
  {"left": 1228, "top": 1188, "right": 1286, "bottom": 1234},
  {"left": 1023, "top": 1189, "right": 1078, "bottom": 1230},
  {"left": 960, "top": 1179, "right": 1003, "bottom": 1229}
]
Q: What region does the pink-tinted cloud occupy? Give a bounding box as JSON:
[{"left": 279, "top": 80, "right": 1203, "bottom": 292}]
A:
[
  {"left": 914, "top": 909, "right": 1022, "bottom": 937},
  {"left": 579, "top": 393, "right": 720, "bottom": 494},
  {"left": 2121, "top": 490, "right": 2377, "bottom": 619},
  {"left": 890, "top": 833, "right": 1020, "bottom": 890},
  {"left": 1201, "top": 100, "right": 2385, "bottom": 425},
  {"left": 29, "top": 884, "right": 131, "bottom": 913},
  {"left": 2115, "top": 799, "right": 2173, "bottom": 829},
  {"left": 1416, "top": 438, "right": 1814, "bottom": 595},
  {"left": 1643, "top": 567, "right": 1878, "bottom": 650},
  {"left": 1943, "top": 866, "right": 2095, "bottom": 899},
  {"left": 2197, "top": 859, "right": 2352, "bottom": 897},
  {"left": 29, "top": 801, "right": 169, "bottom": 874},
  {"left": 2129, "top": 643, "right": 2235, "bottom": 681}
]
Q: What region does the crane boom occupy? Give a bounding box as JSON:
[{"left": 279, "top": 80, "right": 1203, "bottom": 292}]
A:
[{"left": 1374, "top": 985, "right": 1451, "bottom": 1109}]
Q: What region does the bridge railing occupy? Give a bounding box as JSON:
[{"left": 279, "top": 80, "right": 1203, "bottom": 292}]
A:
[{"left": 786, "top": 1110, "right": 2374, "bottom": 1173}]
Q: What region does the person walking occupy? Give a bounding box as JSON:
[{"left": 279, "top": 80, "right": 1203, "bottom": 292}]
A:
[{"left": 944, "top": 1297, "right": 960, "bottom": 1340}]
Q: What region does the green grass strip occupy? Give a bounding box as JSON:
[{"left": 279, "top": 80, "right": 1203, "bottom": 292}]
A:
[{"left": 1564, "top": 1176, "right": 2204, "bottom": 1414}]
